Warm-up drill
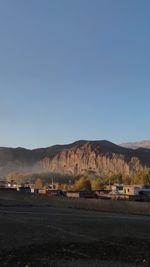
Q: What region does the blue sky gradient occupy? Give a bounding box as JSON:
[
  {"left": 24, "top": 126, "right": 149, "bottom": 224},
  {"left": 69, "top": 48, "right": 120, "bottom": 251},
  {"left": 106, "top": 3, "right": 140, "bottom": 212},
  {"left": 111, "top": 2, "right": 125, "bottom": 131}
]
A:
[{"left": 0, "top": 0, "right": 150, "bottom": 148}]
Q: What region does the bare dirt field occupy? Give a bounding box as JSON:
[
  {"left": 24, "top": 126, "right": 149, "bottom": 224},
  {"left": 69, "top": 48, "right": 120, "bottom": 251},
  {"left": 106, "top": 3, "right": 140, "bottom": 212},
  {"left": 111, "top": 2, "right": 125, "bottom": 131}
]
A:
[{"left": 0, "top": 194, "right": 150, "bottom": 267}]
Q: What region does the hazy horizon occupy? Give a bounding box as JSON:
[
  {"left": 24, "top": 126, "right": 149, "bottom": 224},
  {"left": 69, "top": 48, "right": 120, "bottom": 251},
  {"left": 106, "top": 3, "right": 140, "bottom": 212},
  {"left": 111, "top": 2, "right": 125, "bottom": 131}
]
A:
[{"left": 1, "top": 0, "right": 150, "bottom": 148}]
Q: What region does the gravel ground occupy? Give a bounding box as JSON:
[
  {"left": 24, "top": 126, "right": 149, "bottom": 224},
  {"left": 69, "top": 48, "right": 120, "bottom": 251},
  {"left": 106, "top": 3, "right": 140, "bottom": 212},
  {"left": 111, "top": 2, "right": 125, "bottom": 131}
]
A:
[{"left": 0, "top": 198, "right": 150, "bottom": 267}]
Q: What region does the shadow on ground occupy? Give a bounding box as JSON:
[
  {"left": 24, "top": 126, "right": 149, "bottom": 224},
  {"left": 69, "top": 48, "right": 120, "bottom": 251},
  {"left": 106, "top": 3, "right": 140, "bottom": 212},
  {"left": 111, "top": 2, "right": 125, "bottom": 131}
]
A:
[{"left": 0, "top": 237, "right": 149, "bottom": 267}]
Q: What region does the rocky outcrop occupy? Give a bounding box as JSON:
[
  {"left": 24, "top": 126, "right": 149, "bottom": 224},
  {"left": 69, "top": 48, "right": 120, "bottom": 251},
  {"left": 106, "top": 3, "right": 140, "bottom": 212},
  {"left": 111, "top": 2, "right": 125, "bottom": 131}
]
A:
[
  {"left": 0, "top": 140, "right": 149, "bottom": 177},
  {"left": 33, "top": 142, "right": 144, "bottom": 176}
]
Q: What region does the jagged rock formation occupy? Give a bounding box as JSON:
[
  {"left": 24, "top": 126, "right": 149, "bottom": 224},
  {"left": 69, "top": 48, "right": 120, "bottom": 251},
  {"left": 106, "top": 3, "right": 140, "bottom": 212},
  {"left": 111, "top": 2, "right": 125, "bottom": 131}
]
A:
[{"left": 0, "top": 140, "right": 150, "bottom": 177}]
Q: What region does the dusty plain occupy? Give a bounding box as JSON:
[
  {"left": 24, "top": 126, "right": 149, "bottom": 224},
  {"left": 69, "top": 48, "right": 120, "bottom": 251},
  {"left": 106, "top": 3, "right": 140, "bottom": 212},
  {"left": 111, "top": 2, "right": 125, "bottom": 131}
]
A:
[{"left": 0, "top": 195, "right": 150, "bottom": 267}]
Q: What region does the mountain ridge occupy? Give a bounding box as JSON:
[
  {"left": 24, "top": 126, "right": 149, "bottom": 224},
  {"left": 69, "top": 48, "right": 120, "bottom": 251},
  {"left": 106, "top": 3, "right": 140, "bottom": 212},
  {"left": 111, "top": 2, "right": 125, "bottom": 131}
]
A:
[
  {"left": 0, "top": 140, "right": 150, "bottom": 177},
  {"left": 120, "top": 140, "right": 150, "bottom": 149}
]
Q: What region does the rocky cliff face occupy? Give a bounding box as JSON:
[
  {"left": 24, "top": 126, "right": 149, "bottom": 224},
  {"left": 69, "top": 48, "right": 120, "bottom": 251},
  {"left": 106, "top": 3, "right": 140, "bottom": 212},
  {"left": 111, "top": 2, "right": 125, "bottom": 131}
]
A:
[
  {"left": 0, "top": 140, "right": 150, "bottom": 177},
  {"left": 33, "top": 141, "right": 144, "bottom": 176}
]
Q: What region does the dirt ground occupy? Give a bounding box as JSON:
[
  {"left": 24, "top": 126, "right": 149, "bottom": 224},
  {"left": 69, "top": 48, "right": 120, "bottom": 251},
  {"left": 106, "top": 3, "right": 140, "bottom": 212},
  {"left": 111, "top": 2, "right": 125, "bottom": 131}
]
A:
[{"left": 0, "top": 197, "right": 150, "bottom": 267}]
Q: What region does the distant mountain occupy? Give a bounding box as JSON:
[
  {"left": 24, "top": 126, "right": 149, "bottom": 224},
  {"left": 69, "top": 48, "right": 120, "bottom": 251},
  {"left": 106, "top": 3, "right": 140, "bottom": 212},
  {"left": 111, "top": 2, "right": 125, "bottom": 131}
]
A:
[
  {"left": 0, "top": 140, "right": 150, "bottom": 177},
  {"left": 120, "top": 140, "right": 150, "bottom": 149}
]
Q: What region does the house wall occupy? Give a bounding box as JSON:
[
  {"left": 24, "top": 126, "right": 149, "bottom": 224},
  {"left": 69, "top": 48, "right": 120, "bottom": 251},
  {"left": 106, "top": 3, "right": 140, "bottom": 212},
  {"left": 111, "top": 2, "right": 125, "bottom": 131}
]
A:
[
  {"left": 124, "top": 186, "right": 141, "bottom": 196},
  {"left": 66, "top": 192, "right": 80, "bottom": 198}
]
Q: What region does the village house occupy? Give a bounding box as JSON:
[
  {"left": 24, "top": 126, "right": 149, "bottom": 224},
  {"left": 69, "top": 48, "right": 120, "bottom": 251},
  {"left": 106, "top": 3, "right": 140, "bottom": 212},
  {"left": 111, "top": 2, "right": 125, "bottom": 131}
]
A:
[
  {"left": 48, "top": 182, "right": 59, "bottom": 190},
  {"left": 123, "top": 185, "right": 142, "bottom": 196},
  {"left": 111, "top": 185, "right": 124, "bottom": 194},
  {"left": 7, "top": 180, "right": 17, "bottom": 188},
  {"left": 66, "top": 190, "right": 96, "bottom": 198},
  {"left": 0, "top": 180, "right": 7, "bottom": 188}
]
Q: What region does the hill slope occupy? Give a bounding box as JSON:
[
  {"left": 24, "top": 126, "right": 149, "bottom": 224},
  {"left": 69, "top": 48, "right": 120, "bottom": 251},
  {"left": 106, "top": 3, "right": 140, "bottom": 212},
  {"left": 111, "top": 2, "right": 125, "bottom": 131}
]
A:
[{"left": 120, "top": 140, "right": 150, "bottom": 149}]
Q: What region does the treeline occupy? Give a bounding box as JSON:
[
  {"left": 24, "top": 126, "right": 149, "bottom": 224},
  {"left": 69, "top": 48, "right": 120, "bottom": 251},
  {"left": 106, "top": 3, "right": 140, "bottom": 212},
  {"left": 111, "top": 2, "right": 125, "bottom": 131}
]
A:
[
  {"left": 3, "top": 171, "right": 76, "bottom": 186},
  {"left": 2, "top": 168, "right": 150, "bottom": 190}
]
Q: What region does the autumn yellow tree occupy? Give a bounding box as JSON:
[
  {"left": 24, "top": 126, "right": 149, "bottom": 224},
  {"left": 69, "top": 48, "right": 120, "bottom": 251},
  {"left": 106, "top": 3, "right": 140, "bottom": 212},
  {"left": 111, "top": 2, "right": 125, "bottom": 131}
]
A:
[
  {"left": 35, "top": 178, "right": 43, "bottom": 189},
  {"left": 75, "top": 177, "right": 91, "bottom": 190},
  {"left": 91, "top": 178, "right": 103, "bottom": 190},
  {"left": 131, "top": 169, "right": 150, "bottom": 185}
]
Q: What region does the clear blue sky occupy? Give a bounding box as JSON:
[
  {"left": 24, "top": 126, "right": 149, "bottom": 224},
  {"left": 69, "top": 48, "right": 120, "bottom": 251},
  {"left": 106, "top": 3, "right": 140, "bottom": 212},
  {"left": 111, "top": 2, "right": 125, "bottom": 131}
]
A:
[{"left": 0, "top": 0, "right": 150, "bottom": 148}]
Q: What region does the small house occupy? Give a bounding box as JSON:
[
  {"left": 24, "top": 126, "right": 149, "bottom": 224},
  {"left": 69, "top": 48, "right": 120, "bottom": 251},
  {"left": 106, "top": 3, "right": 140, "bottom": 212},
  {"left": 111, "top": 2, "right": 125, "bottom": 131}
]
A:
[
  {"left": 123, "top": 185, "right": 142, "bottom": 196},
  {"left": 112, "top": 185, "right": 124, "bottom": 194},
  {"left": 48, "top": 183, "right": 59, "bottom": 190},
  {"left": 66, "top": 190, "right": 95, "bottom": 198},
  {"left": 7, "top": 181, "right": 17, "bottom": 188},
  {"left": 0, "top": 181, "right": 7, "bottom": 188},
  {"left": 38, "top": 189, "right": 46, "bottom": 194}
]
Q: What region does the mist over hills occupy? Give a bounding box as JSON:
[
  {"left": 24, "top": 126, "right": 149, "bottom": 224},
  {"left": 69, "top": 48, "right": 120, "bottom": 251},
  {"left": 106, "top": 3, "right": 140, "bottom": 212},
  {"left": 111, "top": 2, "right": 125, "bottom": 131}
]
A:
[{"left": 0, "top": 140, "right": 150, "bottom": 177}]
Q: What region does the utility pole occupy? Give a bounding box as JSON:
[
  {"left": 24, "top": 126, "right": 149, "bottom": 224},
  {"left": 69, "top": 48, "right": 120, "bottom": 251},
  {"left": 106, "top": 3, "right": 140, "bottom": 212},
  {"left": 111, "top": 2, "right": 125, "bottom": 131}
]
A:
[{"left": 52, "top": 177, "right": 54, "bottom": 189}]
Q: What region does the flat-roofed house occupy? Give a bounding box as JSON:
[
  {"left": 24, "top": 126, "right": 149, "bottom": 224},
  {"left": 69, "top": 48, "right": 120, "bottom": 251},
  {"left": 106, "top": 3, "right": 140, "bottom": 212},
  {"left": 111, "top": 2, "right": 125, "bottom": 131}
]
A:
[
  {"left": 0, "top": 180, "right": 7, "bottom": 188},
  {"left": 123, "top": 185, "right": 142, "bottom": 196}
]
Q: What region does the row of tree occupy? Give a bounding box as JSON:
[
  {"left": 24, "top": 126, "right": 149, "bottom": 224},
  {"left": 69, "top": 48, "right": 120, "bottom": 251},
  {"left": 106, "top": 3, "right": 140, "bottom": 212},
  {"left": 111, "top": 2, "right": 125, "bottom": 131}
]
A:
[{"left": 3, "top": 168, "right": 150, "bottom": 190}]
